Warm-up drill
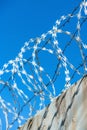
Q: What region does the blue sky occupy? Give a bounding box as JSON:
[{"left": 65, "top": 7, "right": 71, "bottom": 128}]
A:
[
  {"left": 1, "top": 0, "right": 86, "bottom": 129},
  {"left": 0, "top": 0, "right": 81, "bottom": 66}
]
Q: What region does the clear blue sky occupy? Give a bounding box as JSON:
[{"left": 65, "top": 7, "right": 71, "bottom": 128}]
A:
[
  {"left": 0, "top": 0, "right": 85, "bottom": 129},
  {"left": 0, "top": 0, "right": 81, "bottom": 66}
]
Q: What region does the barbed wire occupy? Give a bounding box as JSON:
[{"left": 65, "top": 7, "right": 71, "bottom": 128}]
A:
[{"left": 0, "top": 1, "right": 87, "bottom": 129}]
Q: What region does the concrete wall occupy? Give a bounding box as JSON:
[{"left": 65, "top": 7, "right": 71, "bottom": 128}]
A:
[{"left": 18, "top": 75, "right": 87, "bottom": 130}]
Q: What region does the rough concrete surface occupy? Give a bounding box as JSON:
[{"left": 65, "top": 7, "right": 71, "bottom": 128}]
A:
[{"left": 18, "top": 75, "right": 87, "bottom": 130}]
